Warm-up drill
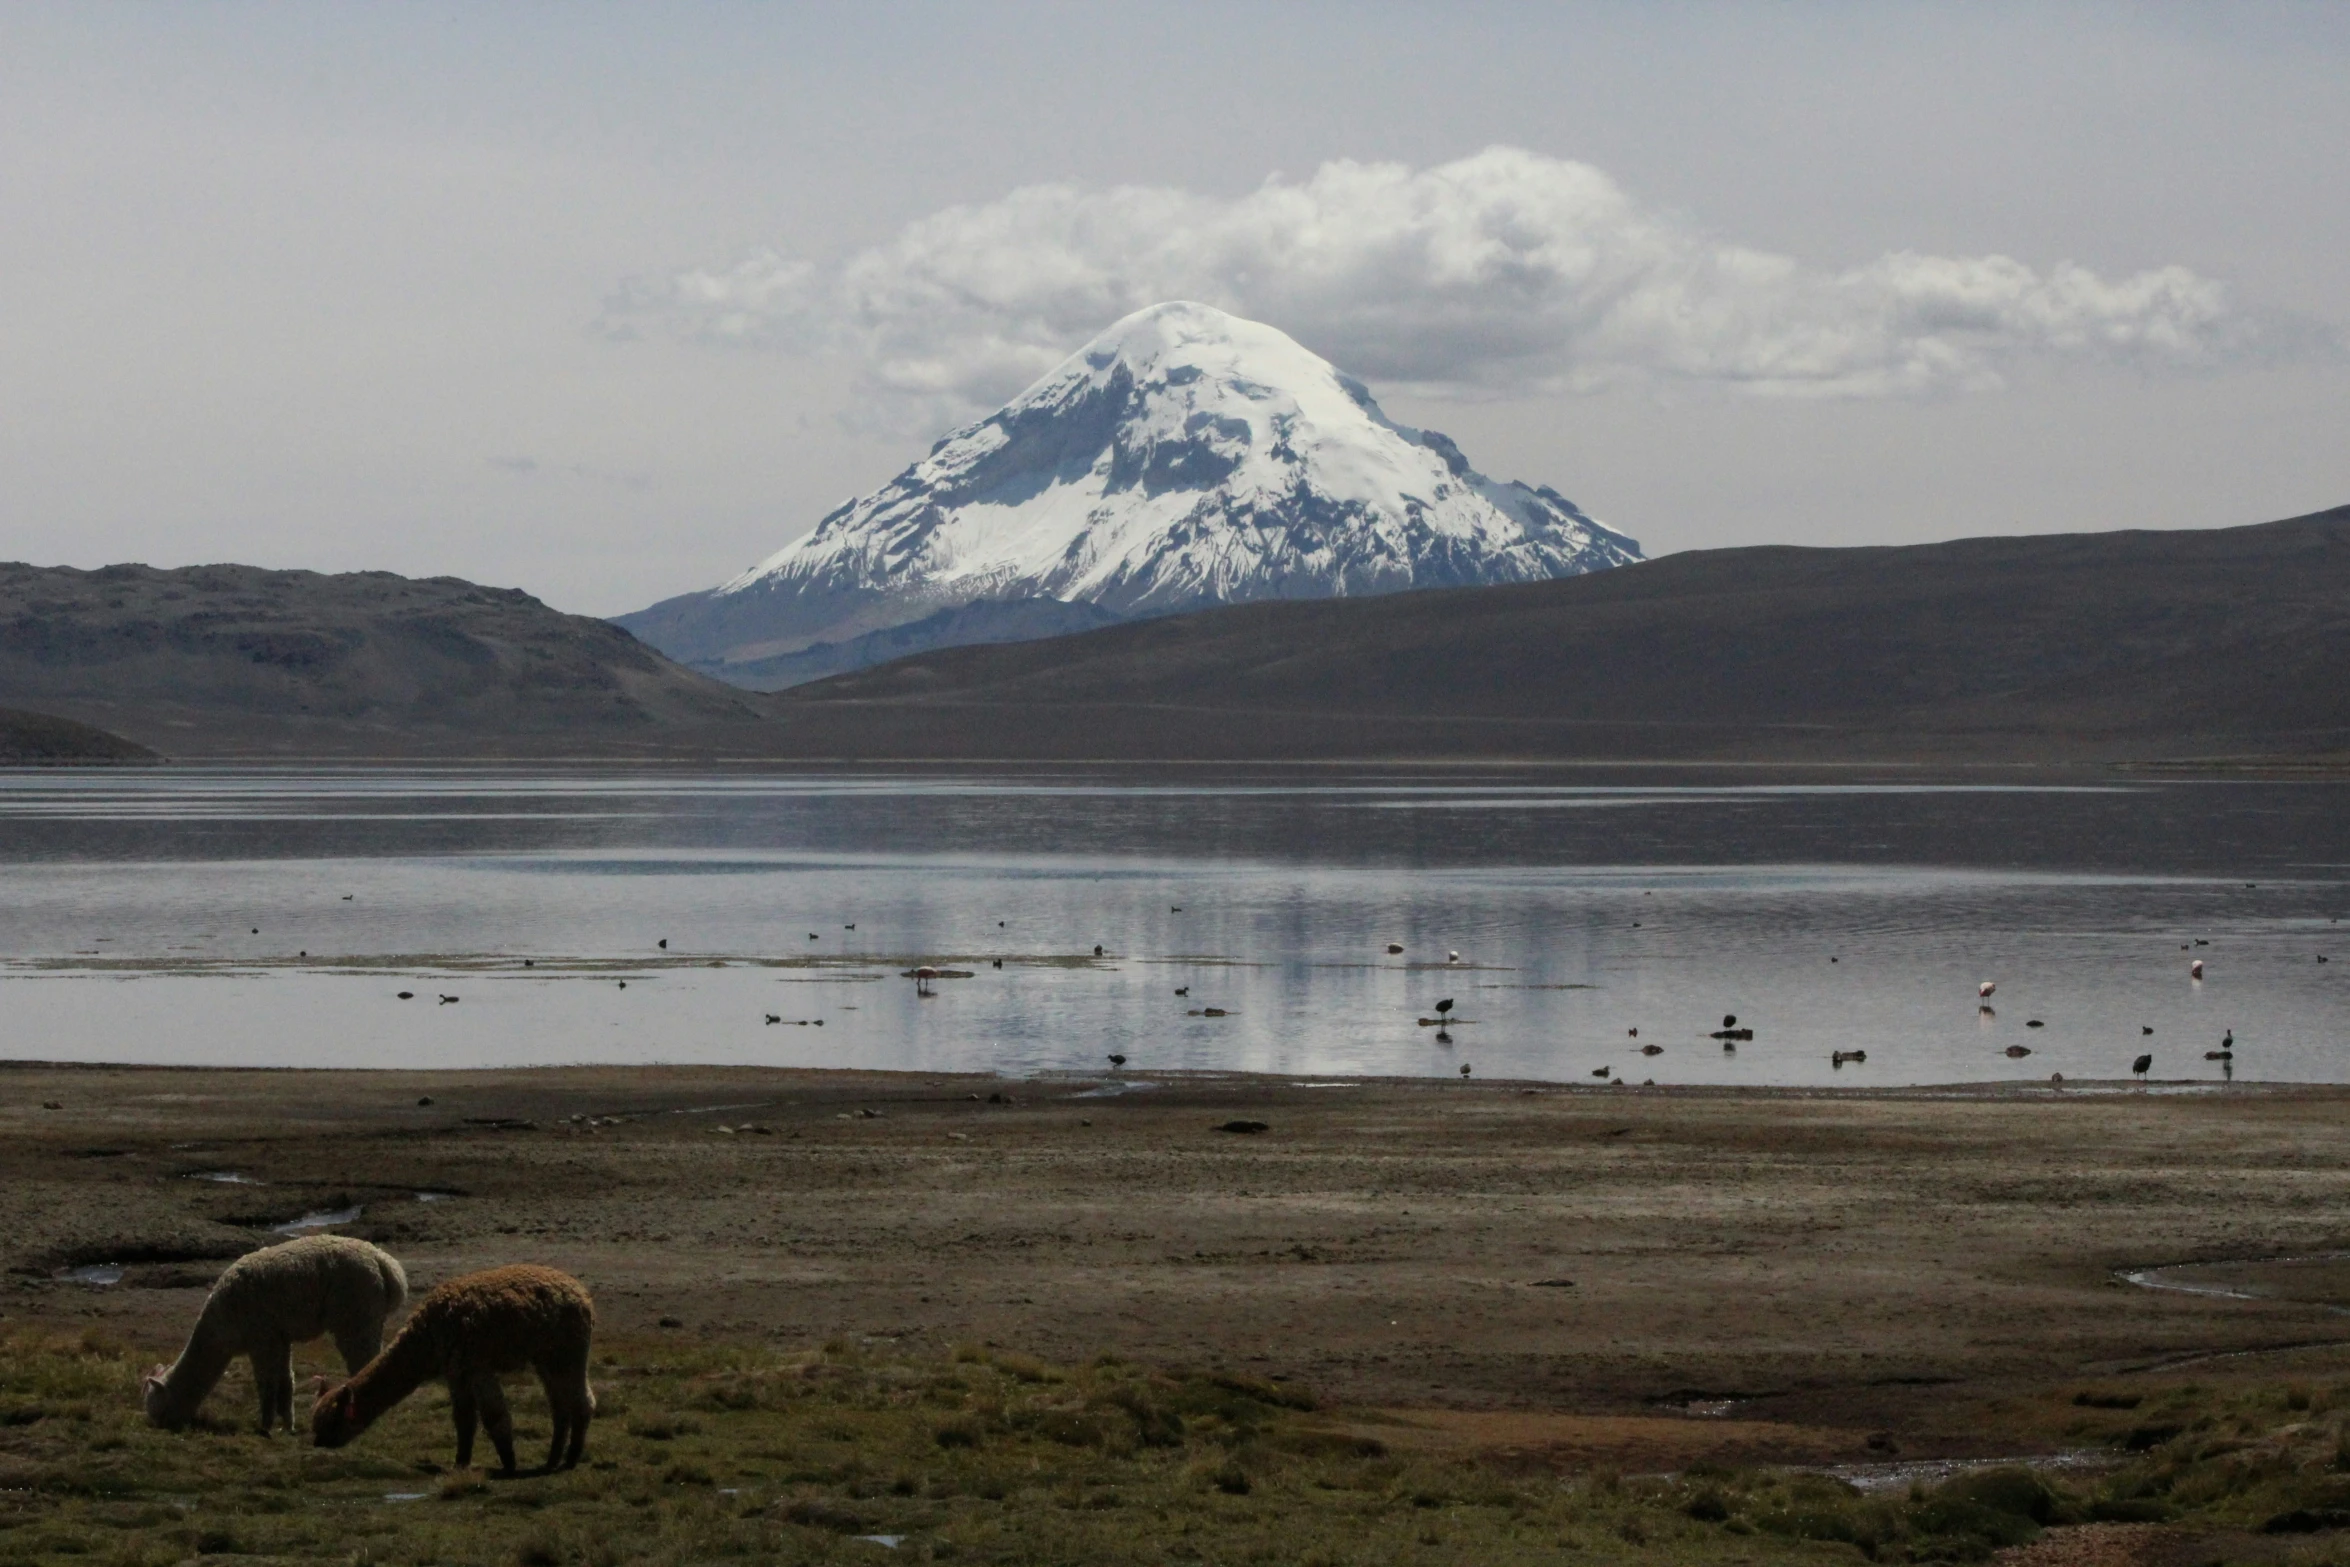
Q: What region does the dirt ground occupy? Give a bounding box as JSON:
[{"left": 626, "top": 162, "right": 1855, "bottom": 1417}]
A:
[{"left": 8, "top": 1063, "right": 2350, "bottom": 1471}]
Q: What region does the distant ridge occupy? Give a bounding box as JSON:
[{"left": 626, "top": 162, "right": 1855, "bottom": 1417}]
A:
[
  {"left": 0, "top": 562, "right": 773, "bottom": 757},
  {"left": 756, "top": 506, "right": 2350, "bottom": 764},
  {"left": 0, "top": 706, "right": 154, "bottom": 765}
]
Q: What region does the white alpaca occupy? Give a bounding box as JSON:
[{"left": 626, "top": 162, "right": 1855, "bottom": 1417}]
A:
[{"left": 142, "top": 1234, "right": 407, "bottom": 1434}]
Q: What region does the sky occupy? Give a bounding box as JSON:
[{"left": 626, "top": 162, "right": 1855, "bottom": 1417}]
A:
[{"left": 3, "top": 2, "right": 2345, "bottom": 616}]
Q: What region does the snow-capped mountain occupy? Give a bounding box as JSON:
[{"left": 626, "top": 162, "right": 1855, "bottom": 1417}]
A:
[{"left": 618, "top": 301, "right": 1641, "bottom": 687}]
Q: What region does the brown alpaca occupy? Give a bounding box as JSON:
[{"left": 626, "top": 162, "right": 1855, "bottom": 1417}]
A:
[{"left": 310, "top": 1264, "right": 594, "bottom": 1474}]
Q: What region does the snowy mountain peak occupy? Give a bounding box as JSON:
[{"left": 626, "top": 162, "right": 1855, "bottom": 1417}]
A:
[{"left": 621, "top": 303, "right": 1641, "bottom": 686}]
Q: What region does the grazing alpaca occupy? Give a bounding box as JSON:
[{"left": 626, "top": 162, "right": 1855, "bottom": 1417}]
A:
[
  {"left": 143, "top": 1234, "right": 407, "bottom": 1434},
  {"left": 311, "top": 1264, "right": 595, "bottom": 1474}
]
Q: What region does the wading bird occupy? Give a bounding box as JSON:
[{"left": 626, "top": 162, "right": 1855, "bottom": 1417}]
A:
[{"left": 2133, "top": 1052, "right": 2153, "bottom": 1084}]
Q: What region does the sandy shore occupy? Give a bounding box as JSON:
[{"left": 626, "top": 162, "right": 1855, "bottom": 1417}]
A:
[{"left": 8, "top": 1063, "right": 2350, "bottom": 1466}]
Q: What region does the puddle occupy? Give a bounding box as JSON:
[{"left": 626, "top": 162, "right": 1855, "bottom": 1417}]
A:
[
  {"left": 1815, "top": 1450, "right": 2113, "bottom": 1494},
  {"left": 57, "top": 1263, "right": 124, "bottom": 1286},
  {"left": 1679, "top": 1399, "right": 1740, "bottom": 1418},
  {"left": 414, "top": 1191, "right": 458, "bottom": 1203},
  {"left": 853, "top": 1538, "right": 905, "bottom": 1550},
  {"left": 273, "top": 1205, "right": 363, "bottom": 1235},
  {"left": 2119, "top": 1253, "right": 2350, "bottom": 1314},
  {"left": 382, "top": 1492, "right": 429, "bottom": 1504},
  {"left": 1072, "top": 1080, "right": 1160, "bottom": 1098},
  {"left": 186, "top": 1171, "right": 263, "bottom": 1185}
]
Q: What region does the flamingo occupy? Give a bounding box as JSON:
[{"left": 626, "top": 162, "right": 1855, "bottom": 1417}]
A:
[
  {"left": 2190, "top": 960, "right": 2205, "bottom": 979},
  {"left": 1978, "top": 981, "right": 1996, "bottom": 999}
]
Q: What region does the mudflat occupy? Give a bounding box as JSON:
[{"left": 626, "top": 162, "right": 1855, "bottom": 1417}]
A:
[{"left": 10, "top": 1064, "right": 2349, "bottom": 1463}]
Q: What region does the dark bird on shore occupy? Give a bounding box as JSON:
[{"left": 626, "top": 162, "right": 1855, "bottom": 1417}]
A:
[
  {"left": 397, "top": 991, "right": 414, "bottom": 1000},
  {"left": 2133, "top": 1053, "right": 2153, "bottom": 1082},
  {"left": 1175, "top": 986, "right": 1189, "bottom": 996},
  {"left": 1093, "top": 944, "right": 1105, "bottom": 957},
  {"left": 1459, "top": 1063, "right": 1471, "bottom": 1078},
  {"left": 1435, "top": 998, "right": 1454, "bottom": 1021},
  {"left": 658, "top": 939, "right": 667, "bottom": 949},
  {"left": 1108, "top": 1054, "right": 1126, "bottom": 1067},
  {"left": 765, "top": 1014, "right": 780, "bottom": 1025}
]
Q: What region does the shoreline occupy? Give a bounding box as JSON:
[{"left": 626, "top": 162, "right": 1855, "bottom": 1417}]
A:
[{"left": 11, "top": 1060, "right": 2350, "bottom": 1430}]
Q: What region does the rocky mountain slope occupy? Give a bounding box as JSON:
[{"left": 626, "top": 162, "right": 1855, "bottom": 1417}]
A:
[
  {"left": 759, "top": 505, "right": 2350, "bottom": 764},
  {"left": 619, "top": 301, "right": 1639, "bottom": 685},
  {"left": 0, "top": 562, "right": 772, "bottom": 757}
]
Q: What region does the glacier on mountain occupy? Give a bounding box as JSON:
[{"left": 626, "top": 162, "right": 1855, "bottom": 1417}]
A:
[{"left": 617, "top": 301, "right": 1641, "bottom": 685}]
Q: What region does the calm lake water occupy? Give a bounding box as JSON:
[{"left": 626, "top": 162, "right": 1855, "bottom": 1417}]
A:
[{"left": 1, "top": 767, "right": 2344, "bottom": 1087}]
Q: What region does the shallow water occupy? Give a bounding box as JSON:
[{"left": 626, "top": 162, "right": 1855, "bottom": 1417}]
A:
[{"left": 1, "top": 767, "right": 2344, "bottom": 1086}]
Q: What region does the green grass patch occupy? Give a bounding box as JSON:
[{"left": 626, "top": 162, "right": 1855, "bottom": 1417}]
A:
[{"left": 12, "top": 1323, "right": 2350, "bottom": 1564}]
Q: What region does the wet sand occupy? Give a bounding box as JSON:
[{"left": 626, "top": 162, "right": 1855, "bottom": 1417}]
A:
[{"left": 8, "top": 1064, "right": 2350, "bottom": 1466}]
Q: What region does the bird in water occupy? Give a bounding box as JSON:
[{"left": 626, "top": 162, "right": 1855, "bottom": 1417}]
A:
[
  {"left": 1175, "top": 986, "right": 1189, "bottom": 997},
  {"left": 1435, "top": 998, "right": 1454, "bottom": 1023},
  {"left": 1979, "top": 981, "right": 1996, "bottom": 999},
  {"left": 1107, "top": 1054, "right": 1127, "bottom": 1068},
  {"left": 1459, "top": 1063, "right": 1471, "bottom": 1078},
  {"left": 2222, "top": 1029, "right": 2234, "bottom": 1049},
  {"left": 1448, "top": 950, "right": 1462, "bottom": 964},
  {"left": 1591, "top": 1065, "right": 1611, "bottom": 1079},
  {"left": 1093, "top": 944, "right": 1105, "bottom": 957},
  {"left": 397, "top": 991, "right": 414, "bottom": 1000},
  {"left": 765, "top": 1014, "right": 780, "bottom": 1025},
  {"left": 658, "top": 939, "right": 667, "bottom": 950},
  {"left": 1628, "top": 1027, "right": 1638, "bottom": 1038}
]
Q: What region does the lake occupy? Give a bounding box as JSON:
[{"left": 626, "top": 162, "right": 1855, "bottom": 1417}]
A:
[{"left": 1, "top": 767, "right": 2344, "bottom": 1086}]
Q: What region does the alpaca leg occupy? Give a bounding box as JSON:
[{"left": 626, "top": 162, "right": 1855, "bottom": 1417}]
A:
[
  {"left": 538, "top": 1354, "right": 592, "bottom": 1470},
  {"left": 447, "top": 1376, "right": 479, "bottom": 1469},
  {"left": 471, "top": 1373, "right": 517, "bottom": 1475},
  {"left": 331, "top": 1321, "right": 382, "bottom": 1375},
  {"left": 253, "top": 1341, "right": 292, "bottom": 1434}
]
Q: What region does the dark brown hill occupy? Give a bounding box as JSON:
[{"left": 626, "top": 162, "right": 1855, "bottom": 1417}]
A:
[
  {"left": 0, "top": 706, "right": 155, "bottom": 764},
  {"left": 0, "top": 563, "right": 774, "bottom": 757},
  {"left": 764, "top": 505, "right": 2350, "bottom": 763}
]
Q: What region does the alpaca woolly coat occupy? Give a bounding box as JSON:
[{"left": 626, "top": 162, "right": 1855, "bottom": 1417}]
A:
[
  {"left": 311, "top": 1263, "right": 595, "bottom": 1474},
  {"left": 144, "top": 1234, "right": 407, "bottom": 1433}
]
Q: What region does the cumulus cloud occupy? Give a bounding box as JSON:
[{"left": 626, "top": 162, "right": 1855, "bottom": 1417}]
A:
[{"left": 601, "top": 147, "right": 2308, "bottom": 425}]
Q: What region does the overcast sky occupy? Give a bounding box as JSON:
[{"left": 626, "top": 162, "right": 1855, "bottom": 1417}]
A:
[{"left": 4, "top": 2, "right": 2345, "bottom": 615}]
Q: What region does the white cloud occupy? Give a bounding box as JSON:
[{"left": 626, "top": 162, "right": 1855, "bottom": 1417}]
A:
[{"left": 601, "top": 147, "right": 2312, "bottom": 426}]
